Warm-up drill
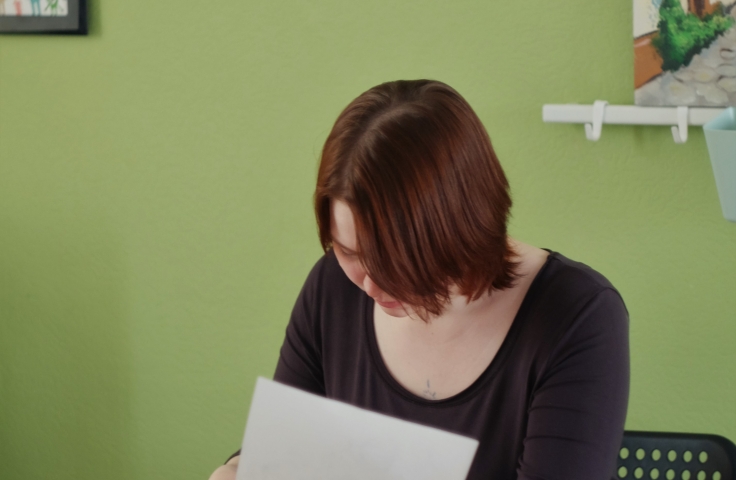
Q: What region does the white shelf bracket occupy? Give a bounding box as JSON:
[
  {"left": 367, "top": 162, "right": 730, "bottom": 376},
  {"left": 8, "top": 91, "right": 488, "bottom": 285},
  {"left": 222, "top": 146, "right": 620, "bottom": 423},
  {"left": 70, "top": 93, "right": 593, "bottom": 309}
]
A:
[
  {"left": 672, "top": 106, "right": 689, "bottom": 144},
  {"left": 584, "top": 100, "right": 608, "bottom": 142},
  {"left": 543, "top": 102, "right": 726, "bottom": 145}
]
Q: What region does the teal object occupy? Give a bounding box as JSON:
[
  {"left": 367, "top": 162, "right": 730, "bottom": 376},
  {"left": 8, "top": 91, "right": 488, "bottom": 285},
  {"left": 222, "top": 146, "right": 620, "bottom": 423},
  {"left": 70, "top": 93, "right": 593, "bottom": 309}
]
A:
[{"left": 704, "top": 107, "right": 736, "bottom": 223}]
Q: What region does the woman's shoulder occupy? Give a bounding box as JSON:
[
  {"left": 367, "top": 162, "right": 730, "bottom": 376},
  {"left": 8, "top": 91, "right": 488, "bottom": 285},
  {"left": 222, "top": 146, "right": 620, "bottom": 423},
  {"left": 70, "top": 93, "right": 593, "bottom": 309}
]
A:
[
  {"left": 511, "top": 239, "right": 614, "bottom": 295},
  {"left": 511, "top": 240, "right": 623, "bottom": 309},
  {"left": 507, "top": 250, "right": 629, "bottom": 389},
  {"left": 529, "top": 249, "right": 629, "bottom": 339},
  {"left": 543, "top": 250, "right": 620, "bottom": 294}
]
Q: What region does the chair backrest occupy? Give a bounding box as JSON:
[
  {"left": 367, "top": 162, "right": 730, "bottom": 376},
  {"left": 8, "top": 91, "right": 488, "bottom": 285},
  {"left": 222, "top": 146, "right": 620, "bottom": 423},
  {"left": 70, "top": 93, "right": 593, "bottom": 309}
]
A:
[{"left": 617, "top": 431, "right": 736, "bottom": 480}]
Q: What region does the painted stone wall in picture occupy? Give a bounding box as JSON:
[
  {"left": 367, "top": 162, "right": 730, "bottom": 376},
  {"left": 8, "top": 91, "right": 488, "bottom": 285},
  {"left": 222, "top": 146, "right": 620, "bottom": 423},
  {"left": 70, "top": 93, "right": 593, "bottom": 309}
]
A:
[
  {"left": 635, "top": 0, "right": 736, "bottom": 106},
  {"left": 0, "top": 0, "right": 68, "bottom": 16}
]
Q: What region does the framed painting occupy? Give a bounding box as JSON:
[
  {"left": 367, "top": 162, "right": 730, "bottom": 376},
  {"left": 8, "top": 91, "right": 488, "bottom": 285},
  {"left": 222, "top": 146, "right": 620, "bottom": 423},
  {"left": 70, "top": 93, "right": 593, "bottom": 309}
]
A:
[
  {"left": 634, "top": 0, "right": 736, "bottom": 106},
  {"left": 0, "top": 0, "right": 86, "bottom": 34}
]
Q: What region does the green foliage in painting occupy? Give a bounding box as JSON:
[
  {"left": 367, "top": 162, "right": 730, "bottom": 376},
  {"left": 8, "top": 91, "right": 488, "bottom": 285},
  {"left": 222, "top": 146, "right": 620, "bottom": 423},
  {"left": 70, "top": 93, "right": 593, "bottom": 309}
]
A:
[{"left": 651, "top": 0, "right": 734, "bottom": 71}]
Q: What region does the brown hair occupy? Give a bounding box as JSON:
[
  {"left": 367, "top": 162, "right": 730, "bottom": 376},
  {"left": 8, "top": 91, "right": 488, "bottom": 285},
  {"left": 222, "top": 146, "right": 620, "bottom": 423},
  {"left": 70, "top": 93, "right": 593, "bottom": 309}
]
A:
[{"left": 315, "top": 79, "right": 520, "bottom": 318}]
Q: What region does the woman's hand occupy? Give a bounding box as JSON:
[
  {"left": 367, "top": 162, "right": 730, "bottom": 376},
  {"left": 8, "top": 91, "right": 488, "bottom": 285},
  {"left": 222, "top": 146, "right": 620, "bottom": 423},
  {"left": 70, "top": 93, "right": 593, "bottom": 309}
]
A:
[{"left": 208, "top": 455, "right": 239, "bottom": 480}]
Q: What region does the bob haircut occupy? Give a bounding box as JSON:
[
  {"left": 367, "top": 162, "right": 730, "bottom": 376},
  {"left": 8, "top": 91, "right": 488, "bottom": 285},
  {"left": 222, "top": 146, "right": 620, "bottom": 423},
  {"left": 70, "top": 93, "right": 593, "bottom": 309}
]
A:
[{"left": 315, "top": 79, "right": 520, "bottom": 318}]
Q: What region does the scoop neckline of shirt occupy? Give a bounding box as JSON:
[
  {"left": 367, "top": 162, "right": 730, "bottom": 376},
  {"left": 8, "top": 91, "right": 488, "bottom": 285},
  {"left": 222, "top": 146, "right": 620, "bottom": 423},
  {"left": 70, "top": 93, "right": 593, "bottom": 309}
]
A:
[{"left": 363, "top": 248, "right": 559, "bottom": 407}]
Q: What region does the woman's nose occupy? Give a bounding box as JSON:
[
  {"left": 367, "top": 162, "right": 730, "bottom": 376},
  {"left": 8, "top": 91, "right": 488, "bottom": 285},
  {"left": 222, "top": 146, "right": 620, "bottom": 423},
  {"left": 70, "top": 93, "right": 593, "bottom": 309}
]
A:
[{"left": 362, "top": 275, "right": 383, "bottom": 298}]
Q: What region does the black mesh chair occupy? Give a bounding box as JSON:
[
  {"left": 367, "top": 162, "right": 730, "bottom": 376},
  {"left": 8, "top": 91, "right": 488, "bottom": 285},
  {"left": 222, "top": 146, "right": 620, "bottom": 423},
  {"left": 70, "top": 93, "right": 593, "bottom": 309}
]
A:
[{"left": 617, "top": 431, "right": 736, "bottom": 480}]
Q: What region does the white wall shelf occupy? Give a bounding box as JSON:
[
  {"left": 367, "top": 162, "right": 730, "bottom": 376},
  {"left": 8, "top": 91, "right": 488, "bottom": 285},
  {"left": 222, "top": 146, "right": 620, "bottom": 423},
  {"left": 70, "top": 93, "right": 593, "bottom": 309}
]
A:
[{"left": 542, "top": 101, "right": 727, "bottom": 143}]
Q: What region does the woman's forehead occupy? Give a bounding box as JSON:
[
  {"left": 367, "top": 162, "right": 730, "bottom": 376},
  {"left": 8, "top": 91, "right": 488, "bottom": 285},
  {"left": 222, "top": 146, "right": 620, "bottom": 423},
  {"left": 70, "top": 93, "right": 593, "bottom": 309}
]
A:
[{"left": 330, "top": 200, "right": 358, "bottom": 250}]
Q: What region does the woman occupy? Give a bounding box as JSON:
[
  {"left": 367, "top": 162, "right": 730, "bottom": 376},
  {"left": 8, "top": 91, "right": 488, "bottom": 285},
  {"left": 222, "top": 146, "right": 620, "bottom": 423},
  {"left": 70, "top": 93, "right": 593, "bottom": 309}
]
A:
[{"left": 210, "top": 80, "right": 629, "bottom": 480}]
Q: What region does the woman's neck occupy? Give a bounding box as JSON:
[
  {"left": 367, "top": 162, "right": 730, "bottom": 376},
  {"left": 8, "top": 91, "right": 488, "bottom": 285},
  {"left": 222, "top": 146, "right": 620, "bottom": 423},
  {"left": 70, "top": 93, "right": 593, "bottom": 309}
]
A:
[{"left": 400, "top": 238, "right": 546, "bottom": 343}]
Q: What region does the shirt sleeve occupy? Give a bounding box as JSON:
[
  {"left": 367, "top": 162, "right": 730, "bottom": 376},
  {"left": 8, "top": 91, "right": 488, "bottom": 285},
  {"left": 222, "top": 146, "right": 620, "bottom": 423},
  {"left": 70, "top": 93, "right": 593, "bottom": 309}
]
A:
[
  {"left": 517, "top": 287, "right": 630, "bottom": 480},
  {"left": 272, "top": 255, "right": 327, "bottom": 395}
]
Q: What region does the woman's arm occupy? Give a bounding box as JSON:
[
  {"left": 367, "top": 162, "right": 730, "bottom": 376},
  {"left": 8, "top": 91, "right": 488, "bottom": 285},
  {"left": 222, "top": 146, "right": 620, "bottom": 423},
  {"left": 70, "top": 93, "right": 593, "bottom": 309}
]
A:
[
  {"left": 271, "top": 254, "right": 328, "bottom": 394},
  {"left": 517, "top": 288, "right": 630, "bottom": 480}
]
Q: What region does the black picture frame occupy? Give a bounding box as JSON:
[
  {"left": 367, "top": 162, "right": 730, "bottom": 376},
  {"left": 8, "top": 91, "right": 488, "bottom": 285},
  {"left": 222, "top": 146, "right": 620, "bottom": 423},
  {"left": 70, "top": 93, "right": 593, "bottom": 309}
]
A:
[{"left": 0, "top": 0, "right": 87, "bottom": 34}]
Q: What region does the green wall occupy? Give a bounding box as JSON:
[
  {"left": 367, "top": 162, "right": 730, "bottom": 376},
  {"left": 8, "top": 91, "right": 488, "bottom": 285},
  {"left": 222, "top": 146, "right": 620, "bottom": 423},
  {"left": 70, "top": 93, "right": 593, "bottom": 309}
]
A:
[{"left": 1, "top": 1, "right": 734, "bottom": 478}]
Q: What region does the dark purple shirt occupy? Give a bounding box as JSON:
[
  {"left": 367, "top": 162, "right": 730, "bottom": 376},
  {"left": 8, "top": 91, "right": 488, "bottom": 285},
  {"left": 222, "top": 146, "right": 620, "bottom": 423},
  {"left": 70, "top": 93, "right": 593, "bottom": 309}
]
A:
[{"left": 229, "top": 249, "right": 629, "bottom": 480}]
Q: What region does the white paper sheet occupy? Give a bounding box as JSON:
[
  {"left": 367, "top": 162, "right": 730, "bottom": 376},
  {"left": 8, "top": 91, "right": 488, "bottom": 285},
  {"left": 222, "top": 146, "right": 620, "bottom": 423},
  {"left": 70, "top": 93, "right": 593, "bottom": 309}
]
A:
[{"left": 236, "top": 377, "right": 479, "bottom": 480}]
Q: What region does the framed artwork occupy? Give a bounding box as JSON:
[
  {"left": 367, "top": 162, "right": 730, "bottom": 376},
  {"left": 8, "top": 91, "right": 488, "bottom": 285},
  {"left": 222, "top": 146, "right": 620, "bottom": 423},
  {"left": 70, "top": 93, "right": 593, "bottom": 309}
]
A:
[
  {"left": 634, "top": 0, "right": 736, "bottom": 106},
  {"left": 0, "top": 0, "right": 86, "bottom": 34}
]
